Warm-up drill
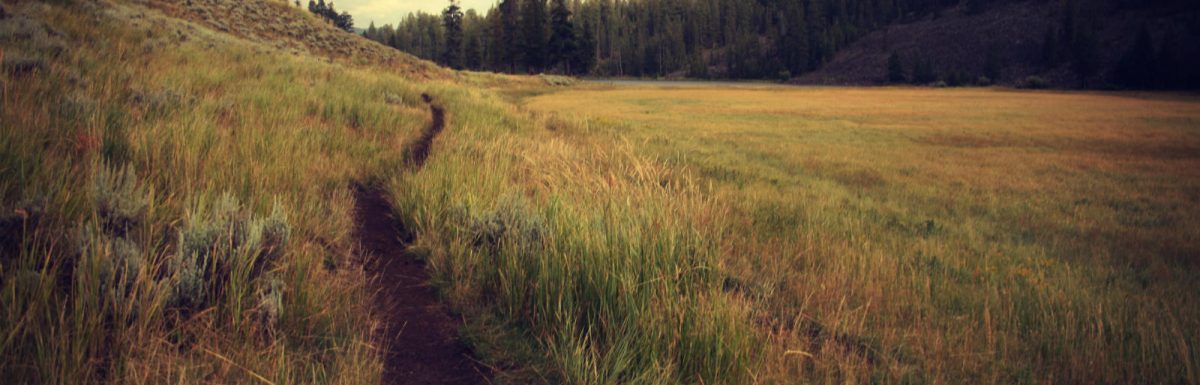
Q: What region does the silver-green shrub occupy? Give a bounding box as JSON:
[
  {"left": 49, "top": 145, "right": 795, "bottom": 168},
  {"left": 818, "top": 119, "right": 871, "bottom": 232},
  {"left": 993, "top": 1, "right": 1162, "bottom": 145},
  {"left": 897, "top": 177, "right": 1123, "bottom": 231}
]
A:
[
  {"left": 93, "top": 164, "right": 147, "bottom": 237},
  {"left": 168, "top": 193, "right": 290, "bottom": 315},
  {"left": 253, "top": 278, "right": 284, "bottom": 336},
  {"left": 467, "top": 194, "right": 545, "bottom": 253}
]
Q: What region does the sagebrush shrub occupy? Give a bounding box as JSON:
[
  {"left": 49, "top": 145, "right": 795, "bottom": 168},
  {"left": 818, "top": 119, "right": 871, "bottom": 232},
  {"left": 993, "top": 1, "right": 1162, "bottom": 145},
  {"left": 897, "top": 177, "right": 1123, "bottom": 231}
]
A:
[
  {"left": 100, "top": 236, "right": 143, "bottom": 294},
  {"left": 253, "top": 278, "right": 284, "bottom": 336},
  {"left": 466, "top": 194, "right": 545, "bottom": 253},
  {"left": 249, "top": 204, "right": 289, "bottom": 274},
  {"left": 81, "top": 164, "right": 151, "bottom": 315},
  {"left": 2, "top": 54, "right": 46, "bottom": 76},
  {"left": 74, "top": 227, "right": 147, "bottom": 322},
  {"left": 383, "top": 92, "right": 406, "bottom": 105},
  {"left": 93, "top": 163, "right": 147, "bottom": 236},
  {"left": 1021, "top": 76, "right": 1050, "bottom": 89},
  {"left": 132, "top": 88, "right": 187, "bottom": 119},
  {"left": 57, "top": 92, "right": 94, "bottom": 123},
  {"left": 168, "top": 193, "right": 290, "bottom": 315}
]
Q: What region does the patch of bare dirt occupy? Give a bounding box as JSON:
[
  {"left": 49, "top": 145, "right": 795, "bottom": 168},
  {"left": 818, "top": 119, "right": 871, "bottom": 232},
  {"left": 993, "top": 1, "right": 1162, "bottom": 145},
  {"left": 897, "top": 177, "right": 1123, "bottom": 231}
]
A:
[
  {"left": 354, "top": 185, "right": 489, "bottom": 385},
  {"left": 355, "top": 95, "right": 485, "bottom": 385},
  {"left": 406, "top": 93, "right": 445, "bottom": 168}
]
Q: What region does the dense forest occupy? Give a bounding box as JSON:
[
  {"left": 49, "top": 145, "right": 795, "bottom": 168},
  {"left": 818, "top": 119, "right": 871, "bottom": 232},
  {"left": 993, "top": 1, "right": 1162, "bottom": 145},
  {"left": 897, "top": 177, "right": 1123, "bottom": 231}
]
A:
[{"left": 357, "top": 0, "right": 1199, "bottom": 88}]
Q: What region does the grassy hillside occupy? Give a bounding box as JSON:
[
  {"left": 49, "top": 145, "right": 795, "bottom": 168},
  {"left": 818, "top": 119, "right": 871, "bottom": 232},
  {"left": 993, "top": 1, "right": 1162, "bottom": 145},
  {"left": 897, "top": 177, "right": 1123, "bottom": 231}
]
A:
[
  {"left": 0, "top": 0, "right": 435, "bottom": 383},
  {"left": 142, "top": 0, "right": 447, "bottom": 78}
]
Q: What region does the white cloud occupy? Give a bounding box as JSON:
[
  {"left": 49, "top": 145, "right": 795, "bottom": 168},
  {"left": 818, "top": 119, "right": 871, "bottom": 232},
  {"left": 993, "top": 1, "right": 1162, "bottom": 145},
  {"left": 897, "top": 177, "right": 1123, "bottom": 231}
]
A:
[{"left": 334, "top": 0, "right": 497, "bottom": 26}]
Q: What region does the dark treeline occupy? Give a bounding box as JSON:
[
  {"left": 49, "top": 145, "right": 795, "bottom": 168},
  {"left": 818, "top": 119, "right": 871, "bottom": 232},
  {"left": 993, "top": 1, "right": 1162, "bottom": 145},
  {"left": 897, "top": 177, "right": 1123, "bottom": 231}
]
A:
[
  {"left": 366, "top": 0, "right": 970, "bottom": 78},
  {"left": 361, "top": 0, "right": 1199, "bottom": 88}
]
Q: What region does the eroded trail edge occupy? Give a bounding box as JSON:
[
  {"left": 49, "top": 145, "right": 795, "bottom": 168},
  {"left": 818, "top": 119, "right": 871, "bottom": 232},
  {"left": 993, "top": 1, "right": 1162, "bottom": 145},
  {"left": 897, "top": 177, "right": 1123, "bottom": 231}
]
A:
[
  {"left": 407, "top": 93, "right": 446, "bottom": 168},
  {"left": 355, "top": 96, "right": 487, "bottom": 385}
]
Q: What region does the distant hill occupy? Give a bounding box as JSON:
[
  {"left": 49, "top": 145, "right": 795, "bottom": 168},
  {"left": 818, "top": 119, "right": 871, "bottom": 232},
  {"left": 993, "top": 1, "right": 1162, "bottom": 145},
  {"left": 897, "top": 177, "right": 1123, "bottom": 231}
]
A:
[
  {"left": 795, "top": 0, "right": 1200, "bottom": 88},
  {"left": 142, "top": 0, "right": 449, "bottom": 79}
]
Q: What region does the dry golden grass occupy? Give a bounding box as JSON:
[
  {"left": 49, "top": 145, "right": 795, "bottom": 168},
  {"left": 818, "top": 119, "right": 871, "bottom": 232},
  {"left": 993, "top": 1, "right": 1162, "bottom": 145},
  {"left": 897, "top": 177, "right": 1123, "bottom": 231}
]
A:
[
  {"left": 527, "top": 85, "right": 1200, "bottom": 384},
  {"left": 5, "top": 0, "right": 1198, "bottom": 383}
]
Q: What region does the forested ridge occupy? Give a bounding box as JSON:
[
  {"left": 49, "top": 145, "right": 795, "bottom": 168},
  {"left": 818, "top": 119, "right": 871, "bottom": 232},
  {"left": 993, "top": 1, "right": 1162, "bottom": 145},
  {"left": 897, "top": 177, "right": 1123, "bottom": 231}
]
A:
[{"left": 358, "top": 0, "right": 1200, "bottom": 88}]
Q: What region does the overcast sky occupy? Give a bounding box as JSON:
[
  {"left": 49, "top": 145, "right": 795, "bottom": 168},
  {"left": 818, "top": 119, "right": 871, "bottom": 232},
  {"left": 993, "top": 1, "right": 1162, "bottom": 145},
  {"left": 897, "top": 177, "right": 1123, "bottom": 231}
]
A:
[{"left": 334, "top": 0, "right": 498, "bottom": 26}]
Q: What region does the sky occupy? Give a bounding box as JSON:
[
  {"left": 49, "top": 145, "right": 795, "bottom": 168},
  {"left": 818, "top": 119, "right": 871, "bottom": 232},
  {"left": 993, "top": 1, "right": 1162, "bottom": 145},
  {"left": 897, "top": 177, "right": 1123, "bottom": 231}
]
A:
[{"left": 335, "top": 0, "right": 498, "bottom": 26}]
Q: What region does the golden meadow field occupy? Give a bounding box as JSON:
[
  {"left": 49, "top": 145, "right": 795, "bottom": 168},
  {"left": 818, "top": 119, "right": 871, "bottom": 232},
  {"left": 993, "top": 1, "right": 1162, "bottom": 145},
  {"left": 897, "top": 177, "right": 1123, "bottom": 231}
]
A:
[
  {"left": 2, "top": 1, "right": 1198, "bottom": 384},
  {"left": 525, "top": 86, "right": 1200, "bottom": 384}
]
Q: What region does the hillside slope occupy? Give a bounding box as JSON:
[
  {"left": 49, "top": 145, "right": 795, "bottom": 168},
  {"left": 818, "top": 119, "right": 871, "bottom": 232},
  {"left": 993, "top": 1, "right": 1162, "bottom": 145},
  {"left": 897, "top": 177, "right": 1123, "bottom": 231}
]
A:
[
  {"left": 138, "top": 0, "right": 449, "bottom": 79},
  {"left": 0, "top": 0, "right": 446, "bottom": 382},
  {"left": 796, "top": 1, "right": 1200, "bottom": 88}
]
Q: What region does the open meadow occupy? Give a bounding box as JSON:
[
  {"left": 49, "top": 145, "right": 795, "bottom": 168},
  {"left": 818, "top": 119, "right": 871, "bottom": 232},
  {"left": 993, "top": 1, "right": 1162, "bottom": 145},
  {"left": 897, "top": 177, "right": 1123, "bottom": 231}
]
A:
[{"left": 525, "top": 86, "right": 1200, "bottom": 383}]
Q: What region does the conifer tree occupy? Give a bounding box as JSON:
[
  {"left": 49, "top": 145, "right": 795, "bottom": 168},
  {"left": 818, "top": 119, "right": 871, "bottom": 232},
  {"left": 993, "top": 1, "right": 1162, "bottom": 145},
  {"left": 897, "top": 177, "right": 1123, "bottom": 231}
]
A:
[
  {"left": 1115, "top": 25, "right": 1155, "bottom": 88},
  {"left": 888, "top": 52, "right": 906, "bottom": 83},
  {"left": 442, "top": 0, "right": 465, "bottom": 69},
  {"left": 984, "top": 46, "right": 1002, "bottom": 82},
  {"left": 1041, "top": 25, "right": 1060, "bottom": 67},
  {"left": 523, "top": 0, "right": 549, "bottom": 72},
  {"left": 548, "top": 0, "right": 578, "bottom": 73},
  {"left": 573, "top": 22, "right": 597, "bottom": 74},
  {"left": 912, "top": 55, "right": 936, "bottom": 84},
  {"left": 498, "top": 0, "right": 521, "bottom": 72},
  {"left": 335, "top": 11, "right": 353, "bottom": 32}
]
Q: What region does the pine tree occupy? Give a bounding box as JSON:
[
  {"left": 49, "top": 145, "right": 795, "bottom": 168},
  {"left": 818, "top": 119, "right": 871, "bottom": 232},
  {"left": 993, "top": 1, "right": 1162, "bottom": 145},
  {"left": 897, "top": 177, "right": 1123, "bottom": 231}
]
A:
[
  {"left": 912, "top": 55, "right": 936, "bottom": 84},
  {"left": 1115, "top": 25, "right": 1155, "bottom": 88},
  {"left": 498, "top": 0, "right": 521, "bottom": 72},
  {"left": 1071, "top": 27, "right": 1098, "bottom": 87},
  {"left": 463, "top": 9, "right": 486, "bottom": 70},
  {"left": 1156, "top": 27, "right": 1184, "bottom": 89},
  {"left": 1041, "top": 25, "right": 1059, "bottom": 67},
  {"left": 984, "top": 45, "right": 1002, "bottom": 82},
  {"left": 522, "top": 0, "right": 549, "bottom": 72},
  {"left": 887, "top": 52, "right": 905, "bottom": 83},
  {"left": 307, "top": 0, "right": 351, "bottom": 32},
  {"left": 1061, "top": 0, "right": 1078, "bottom": 46},
  {"left": 573, "top": 22, "right": 597, "bottom": 74},
  {"left": 465, "top": 35, "right": 483, "bottom": 69},
  {"left": 442, "top": 0, "right": 465, "bottom": 69},
  {"left": 965, "top": 0, "right": 986, "bottom": 15},
  {"left": 548, "top": 0, "right": 578, "bottom": 73},
  {"left": 336, "top": 11, "right": 354, "bottom": 32}
]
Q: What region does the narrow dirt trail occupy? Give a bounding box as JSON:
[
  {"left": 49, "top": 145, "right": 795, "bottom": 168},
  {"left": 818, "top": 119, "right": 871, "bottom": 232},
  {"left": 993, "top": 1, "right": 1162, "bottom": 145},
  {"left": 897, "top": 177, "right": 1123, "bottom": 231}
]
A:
[
  {"left": 354, "top": 95, "right": 489, "bottom": 385},
  {"left": 407, "top": 93, "right": 446, "bottom": 168}
]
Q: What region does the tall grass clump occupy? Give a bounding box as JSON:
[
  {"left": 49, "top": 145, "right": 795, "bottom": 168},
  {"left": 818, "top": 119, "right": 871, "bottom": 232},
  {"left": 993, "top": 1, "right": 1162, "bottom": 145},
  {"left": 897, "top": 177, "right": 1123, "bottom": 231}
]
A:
[{"left": 385, "top": 89, "right": 762, "bottom": 384}]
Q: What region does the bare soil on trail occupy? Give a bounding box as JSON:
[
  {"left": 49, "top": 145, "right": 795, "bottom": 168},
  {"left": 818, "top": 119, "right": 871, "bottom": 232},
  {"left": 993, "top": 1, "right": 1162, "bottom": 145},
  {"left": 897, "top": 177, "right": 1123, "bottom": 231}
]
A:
[
  {"left": 407, "top": 93, "right": 446, "bottom": 168},
  {"left": 355, "top": 96, "right": 488, "bottom": 385}
]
